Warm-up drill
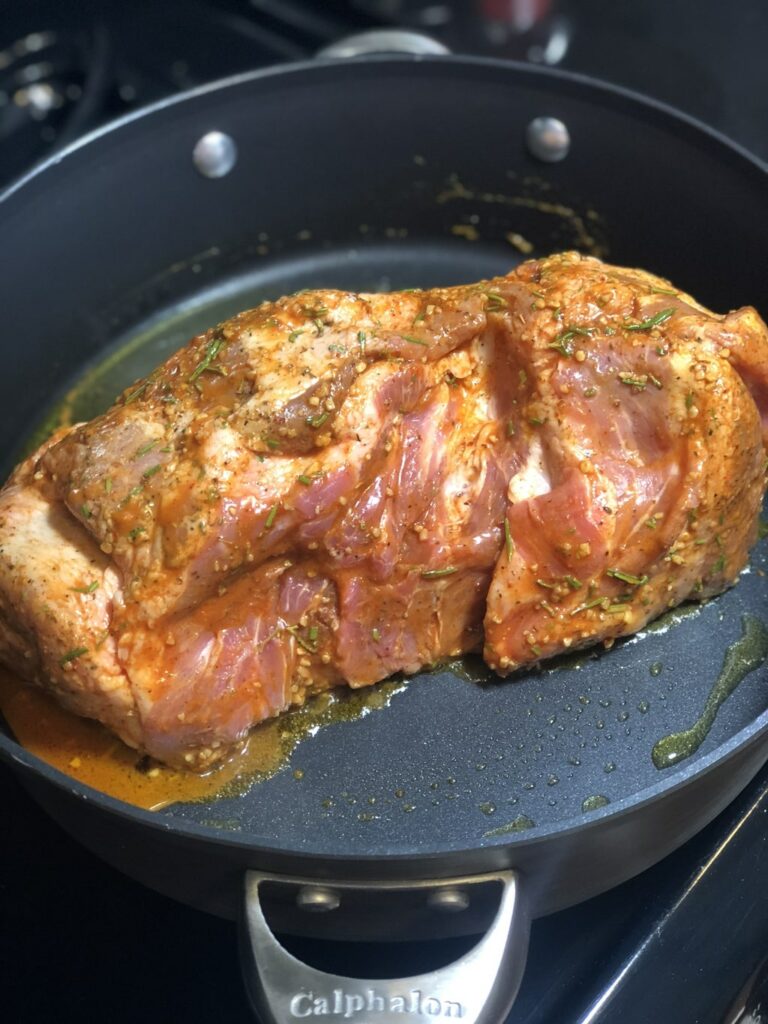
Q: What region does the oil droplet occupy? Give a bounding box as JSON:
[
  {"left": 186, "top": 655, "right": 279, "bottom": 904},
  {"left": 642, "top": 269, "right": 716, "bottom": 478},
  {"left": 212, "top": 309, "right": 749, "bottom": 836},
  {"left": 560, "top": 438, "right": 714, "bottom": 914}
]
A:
[
  {"left": 581, "top": 794, "right": 610, "bottom": 812},
  {"left": 321, "top": 798, "right": 334, "bottom": 809},
  {"left": 483, "top": 815, "right": 535, "bottom": 837},
  {"left": 523, "top": 781, "right": 535, "bottom": 791},
  {"left": 568, "top": 756, "right": 582, "bottom": 767},
  {"left": 650, "top": 662, "right": 663, "bottom": 677},
  {"left": 394, "top": 788, "right": 405, "bottom": 798},
  {"left": 596, "top": 720, "right": 605, "bottom": 730},
  {"left": 403, "top": 803, "right": 416, "bottom": 813},
  {"left": 579, "top": 695, "right": 591, "bottom": 705},
  {"left": 638, "top": 700, "right": 650, "bottom": 714},
  {"left": 357, "top": 812, "right": 377, "bottom": 822},
  {"left": 604, "top": 762, "right": 616, "bottom": 774},
  {"left": 479, "top": 801, "right": 496, "bottom": 816},
  {"left": 546, "top": 774, "right": 559, "bottom": 786},
  {"left": 598, "top": 698, "right": 611, "bottom": 708},
  {"left": 292, "top": 768, "right": 304, "bottom": 780},
  {"left": 475, "top": 762, "right": 487, "bottom": 771},
  {"left": 429, "top": 781, "right": 439, "bottom": 791},
  {"left": 652, "top": 614, "right": 768, "bottom": 770},
  {"left": 446, "top": 777, "right": 456, "bottom": 785},
  {"left": 617, "top": 711, "right": 629, "bottom": 722}
]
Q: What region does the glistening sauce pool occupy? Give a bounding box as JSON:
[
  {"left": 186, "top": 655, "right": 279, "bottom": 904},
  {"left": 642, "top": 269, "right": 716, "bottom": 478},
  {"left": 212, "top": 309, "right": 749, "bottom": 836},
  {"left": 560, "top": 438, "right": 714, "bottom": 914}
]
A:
[
  {"left": 0, "top": 669, "right": 405, "bottom": 810},
  {"left": 652, "top": 613, "right": 768, "bottom": 770}
]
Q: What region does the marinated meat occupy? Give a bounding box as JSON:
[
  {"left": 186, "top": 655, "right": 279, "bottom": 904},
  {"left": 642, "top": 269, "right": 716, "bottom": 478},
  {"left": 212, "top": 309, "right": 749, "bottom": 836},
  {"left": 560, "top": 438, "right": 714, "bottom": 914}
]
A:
[{"left": 1, "top": 252, "right": 766, "bottom": 769}]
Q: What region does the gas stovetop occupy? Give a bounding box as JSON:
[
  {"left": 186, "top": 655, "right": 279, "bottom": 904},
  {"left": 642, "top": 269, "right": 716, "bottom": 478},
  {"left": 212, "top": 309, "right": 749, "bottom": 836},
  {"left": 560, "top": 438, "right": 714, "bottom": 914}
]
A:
[{"left": 2, "top": 3, "right": 767, "bottom": 1023}]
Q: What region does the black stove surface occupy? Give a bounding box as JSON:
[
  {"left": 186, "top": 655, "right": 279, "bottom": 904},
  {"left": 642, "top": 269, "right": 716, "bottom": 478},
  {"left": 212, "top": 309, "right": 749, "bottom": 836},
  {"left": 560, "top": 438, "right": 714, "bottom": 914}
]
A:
[{"left": 2, "top": 2, "right": 767, "bottom": 1022}]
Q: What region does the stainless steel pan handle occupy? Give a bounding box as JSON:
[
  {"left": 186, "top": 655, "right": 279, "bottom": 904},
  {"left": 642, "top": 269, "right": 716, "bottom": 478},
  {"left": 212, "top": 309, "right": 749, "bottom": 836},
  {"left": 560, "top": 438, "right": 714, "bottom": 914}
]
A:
[
  {"left": 317, "top": 29, "right": 450, "bottom": 59},
  {"left": 242, "top": 870, "right": 529, "bottom": 1024}
]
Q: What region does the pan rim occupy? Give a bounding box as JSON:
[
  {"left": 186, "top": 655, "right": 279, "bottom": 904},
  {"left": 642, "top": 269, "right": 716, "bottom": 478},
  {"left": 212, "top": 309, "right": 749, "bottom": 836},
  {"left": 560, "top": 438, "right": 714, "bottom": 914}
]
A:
[
  {"left": 1, "top": 52, "right": 765, "bottom": 207},
  {"left": 1, "top": 52, "right": 767, "bottom": 869}
]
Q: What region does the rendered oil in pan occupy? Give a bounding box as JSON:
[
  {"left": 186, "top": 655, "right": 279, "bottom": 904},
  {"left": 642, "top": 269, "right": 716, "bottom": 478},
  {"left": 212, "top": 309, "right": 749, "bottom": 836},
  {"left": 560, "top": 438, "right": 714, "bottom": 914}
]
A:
[{"left": 6, "top": 256, "right": 768, "bottom": 853}]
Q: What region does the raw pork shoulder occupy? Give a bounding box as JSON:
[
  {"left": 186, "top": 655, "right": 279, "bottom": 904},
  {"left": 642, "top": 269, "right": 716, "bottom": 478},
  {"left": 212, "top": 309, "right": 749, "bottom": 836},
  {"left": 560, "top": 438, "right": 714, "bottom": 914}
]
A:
[{"left": 1, "top": 252, "right": 767, "bottom": 769}]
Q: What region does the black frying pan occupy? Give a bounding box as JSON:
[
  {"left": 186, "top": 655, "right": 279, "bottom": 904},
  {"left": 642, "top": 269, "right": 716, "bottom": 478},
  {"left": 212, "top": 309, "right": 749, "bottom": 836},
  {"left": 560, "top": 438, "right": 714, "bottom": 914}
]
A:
[{"left": 1, "top": 35, "right": 768, "bottom": 1024}]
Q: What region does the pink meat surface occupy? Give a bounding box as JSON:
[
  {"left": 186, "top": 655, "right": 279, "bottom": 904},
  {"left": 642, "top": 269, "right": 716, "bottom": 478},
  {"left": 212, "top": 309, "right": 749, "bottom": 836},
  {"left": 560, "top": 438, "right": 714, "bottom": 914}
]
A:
[{"left": 1, "top": 252, "right": 767, "bottom": 769}]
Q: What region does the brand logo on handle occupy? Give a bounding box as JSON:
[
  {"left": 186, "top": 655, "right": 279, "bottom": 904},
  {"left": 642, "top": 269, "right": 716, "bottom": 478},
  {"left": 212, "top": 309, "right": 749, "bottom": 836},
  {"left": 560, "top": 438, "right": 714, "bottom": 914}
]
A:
[{"left": 289, "top": 988, "right": 464, "bottom": 1018}]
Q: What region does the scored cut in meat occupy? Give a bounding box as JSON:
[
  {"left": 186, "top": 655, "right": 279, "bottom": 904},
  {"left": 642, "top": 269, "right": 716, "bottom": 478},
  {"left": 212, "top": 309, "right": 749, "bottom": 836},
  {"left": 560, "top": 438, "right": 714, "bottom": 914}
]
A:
[{"left": 1, "top": 252, "right": 767, "bottom": 770}]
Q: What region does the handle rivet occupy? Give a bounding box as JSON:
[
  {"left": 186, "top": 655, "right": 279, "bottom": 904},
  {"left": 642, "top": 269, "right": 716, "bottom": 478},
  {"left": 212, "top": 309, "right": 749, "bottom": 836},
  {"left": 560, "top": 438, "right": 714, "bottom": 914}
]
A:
[
  {"left": 427, "top": 887, "right": 470, "bottom": 912},
  {"left": 296, "top": 886, "right": 341, "bottom": 912},
  {"left": 526, "top": 117, "right": 570, "bottom": 162},
  {"left": 193, "top": 131, "right": 237, "bottom": 178}
]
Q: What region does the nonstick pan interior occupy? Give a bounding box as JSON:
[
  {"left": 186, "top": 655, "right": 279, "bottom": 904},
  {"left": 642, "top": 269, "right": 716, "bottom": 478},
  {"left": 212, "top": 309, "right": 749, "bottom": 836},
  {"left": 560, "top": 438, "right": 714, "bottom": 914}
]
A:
[{"left": 9, "top": 234, "right": 768, "bottom": 864}]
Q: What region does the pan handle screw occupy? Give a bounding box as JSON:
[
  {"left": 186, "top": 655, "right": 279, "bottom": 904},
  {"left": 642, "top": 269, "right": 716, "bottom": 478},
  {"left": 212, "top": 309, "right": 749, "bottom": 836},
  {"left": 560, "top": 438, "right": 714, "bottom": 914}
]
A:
[
  {"left": 427, "top": 887, "right": 470, "bottom": 912},
  {"left": 526, "top": 117, "right": 570, "bottom": 162},
  {"left": 193, "top": 131, "right": 237, "bottom": 178},
  {"left": 296, "top": 886, "right": 341, "bottom": 912}
]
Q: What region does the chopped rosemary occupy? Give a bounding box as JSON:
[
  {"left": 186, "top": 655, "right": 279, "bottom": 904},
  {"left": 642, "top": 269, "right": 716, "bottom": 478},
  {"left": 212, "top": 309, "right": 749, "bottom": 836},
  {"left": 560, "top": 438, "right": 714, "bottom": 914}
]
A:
[
  {"left": 646, "top": 516, "right": 658, "bottom": 529},
  {"left": 607, "top": 603, "right": 631, "bottom": 613},
  {"left": 307, "top": 412, "right": 330, "bottom": 429},
  {"left": 536, "top": 579, "right": 556, "bottom": 589},
  {"left": 142, "top": 464, "right": 162, "bottom": 480},
  {"left": 606, "top": 568, "right": 648, "bottom": 586},
  {"left": 421, "top": 567, "right": 458, "bottom": 579},
  {"left": 485, "top": 292, "right": 507, "bottom": 311},
  {"left": 519, "top": 369, "right": 528, "bottom": 386},
  {"left": 134, "top": 440, "right": 158, "bottom": 459},
  {"left": 412, "top": 311, "right": 426, "bottom": 324},
  {"left": 648, "top": 373, "right": 663, "bottom": 390},
  {"left": 358, "top": 330, "right": 367, "bottom": 353},
  {"left": 80, "top": 503, "right": 92, "bottom": 519},
  {"left": 506, "top": 421, "right": 516, "bottom": 437},
  {"left": 571, "top": 596, "right": 607, "bottom": 615},
  {"left": 712, "top": 554, "right": 726, "bottom": 574},
  {"left": 288, "top": 329, "right": 304, "bottom": 343},
  {"left": 618, "top": 372, "right": 648, "bottom": 391},
  {"left": 549, "top": 325, "right": 594, "bottom": 358},
  {"left": 189, "top": 336, "right": 226, "bottom": 384},
  {"left": 125, "top": 379, "right": 151, "bottom": 404},
  {"left": 297, "top": 474, "right": 313, "bottom": 485},
  {"left": 528, "top": 416, "right": 545, "bottom": 426},
  {"left": 104, "top": 477, "right": 113, "bottom": 494},
  {"left": 530, "top": 644, "right": 542, "bottom": 657},
  {"left": 685, "top": 392, "right": 695, "bottom": 409},
  {"left": 624, "top": 308, "right": 674, "bottom": 332},
  {"left": 265, "top": 505, "right": 279, "bottom": 529},
  {"left": 128, "top": 526, "right": 146, "bottom": 541},
  {"left": 650, "top": 286, "right": 677, "bottom": 296},
  {"left": 504, "top": 519, "right": 514, "bottom": 560},
  {"left": 371, "top": 627, "right": 381, "bottom": 642},
  {"left": 286, "top": 625, "right": 316, "bottom": 653},
  {"left": 59, "top": 646, "right": 88, "bottom": 666},
  {"left": 402, "top": 334, "right": 429, "bottom": 347},
  {"left": 308, "top": 626, "right": 319, "bottom": 643},
  {"left": 72, "top": 581, "right": 99, "bottom": 595},
  {"left": 564, "top": 575, "right": 582, "bottom": 590},
  {"left": 265, "top": 438, "right": 280, "bottom": 450},
  {"left": 584, "top": 386, "right": 598, "bottom": 398}
]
